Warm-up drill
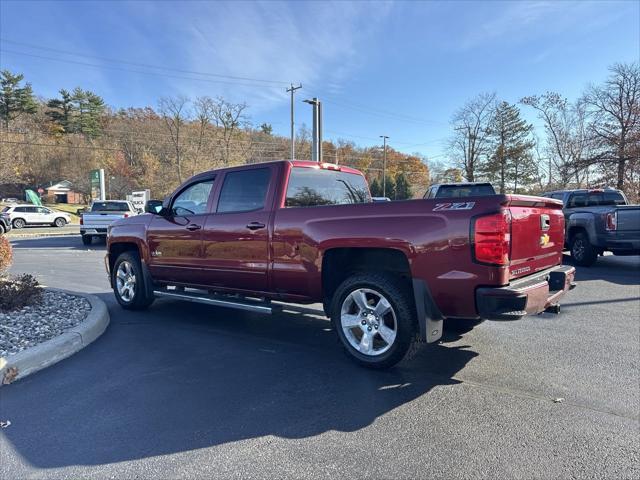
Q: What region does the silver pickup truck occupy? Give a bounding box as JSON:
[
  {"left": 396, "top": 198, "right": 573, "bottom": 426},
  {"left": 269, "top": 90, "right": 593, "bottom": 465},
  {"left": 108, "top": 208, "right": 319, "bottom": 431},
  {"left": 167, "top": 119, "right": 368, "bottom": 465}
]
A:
[
  {"left": 544, "top": 188, "right": 640, "bottom": 266},
  {"left": 80, "top": 200, "right": 138, "bottom": 245}
]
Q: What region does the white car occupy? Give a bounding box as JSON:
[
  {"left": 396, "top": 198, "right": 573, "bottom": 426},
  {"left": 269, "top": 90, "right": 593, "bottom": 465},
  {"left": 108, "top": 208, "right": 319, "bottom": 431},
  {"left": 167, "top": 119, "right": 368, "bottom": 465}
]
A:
[{"left": 2, "top": 205, "right": 72, "bottom": 229}]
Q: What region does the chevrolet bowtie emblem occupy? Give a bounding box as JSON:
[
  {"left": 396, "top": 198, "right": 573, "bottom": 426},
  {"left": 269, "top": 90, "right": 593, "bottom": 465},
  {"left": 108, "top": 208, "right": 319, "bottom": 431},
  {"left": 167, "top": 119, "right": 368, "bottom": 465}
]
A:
[{"left": 539, "top": 234, "right": 550, "bottom": 246}]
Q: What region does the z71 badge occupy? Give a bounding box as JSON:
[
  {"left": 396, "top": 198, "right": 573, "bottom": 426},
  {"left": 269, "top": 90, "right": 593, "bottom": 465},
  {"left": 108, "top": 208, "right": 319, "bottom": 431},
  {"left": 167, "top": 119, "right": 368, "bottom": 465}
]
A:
[{"left": 432, "top": 202, "right": 476, "bottom": 211}]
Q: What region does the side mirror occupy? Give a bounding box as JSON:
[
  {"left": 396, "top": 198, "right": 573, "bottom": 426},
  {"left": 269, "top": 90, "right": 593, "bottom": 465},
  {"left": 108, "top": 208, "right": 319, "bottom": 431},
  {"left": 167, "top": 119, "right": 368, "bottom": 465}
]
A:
[{"left": 145, "top": 200, "right": 164, "bottom": 214}]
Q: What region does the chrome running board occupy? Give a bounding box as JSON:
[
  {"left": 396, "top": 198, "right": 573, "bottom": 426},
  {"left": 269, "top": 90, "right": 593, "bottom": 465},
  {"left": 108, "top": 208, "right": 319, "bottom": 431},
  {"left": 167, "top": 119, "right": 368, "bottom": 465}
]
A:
[{"left": 153, "top": 289, "right": 281, "bottom": 314}]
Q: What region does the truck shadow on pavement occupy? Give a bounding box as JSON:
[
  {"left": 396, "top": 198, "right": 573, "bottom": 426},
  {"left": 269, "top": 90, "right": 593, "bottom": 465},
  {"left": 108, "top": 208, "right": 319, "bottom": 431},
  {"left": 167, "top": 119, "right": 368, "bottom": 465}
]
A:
[
  {"left": 1, "top": 297, "right": 477, "bottom": 468},
  {"left": 9, "top": 235, "right": 107, "bottom": 251},
  {"left": 563, "top": 253, "right": 640, "bottom": 287}
]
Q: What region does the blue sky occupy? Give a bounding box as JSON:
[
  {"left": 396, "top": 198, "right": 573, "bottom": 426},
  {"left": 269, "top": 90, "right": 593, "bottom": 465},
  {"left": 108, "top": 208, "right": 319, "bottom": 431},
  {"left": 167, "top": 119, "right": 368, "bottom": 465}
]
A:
[{"left": 1, "top": 0, "right": 638, "bottom": 161}]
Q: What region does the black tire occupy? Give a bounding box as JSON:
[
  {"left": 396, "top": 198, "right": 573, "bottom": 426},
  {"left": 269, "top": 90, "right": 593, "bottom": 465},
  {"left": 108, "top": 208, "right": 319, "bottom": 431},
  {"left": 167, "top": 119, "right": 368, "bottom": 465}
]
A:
[
  {"left": 570, "top": 232, "right": 597, "bottom": 267},
  {"left": 12, "top": 218, "right": 25, "bottom": 229},
  {"left": 54, "top": 217, "right": 66, "bottom": 227},
  {"left": 0, "top": 223, "right": 5, "bottom": 235},
  {"left": 330, "top": 272, "right": 418, "bottom": 369},
  {"left": 81, "top": 234, "right": 92, "bottom": 245},
  {"left": 112, "top": 251, "right": 154, "bottom": 310}
]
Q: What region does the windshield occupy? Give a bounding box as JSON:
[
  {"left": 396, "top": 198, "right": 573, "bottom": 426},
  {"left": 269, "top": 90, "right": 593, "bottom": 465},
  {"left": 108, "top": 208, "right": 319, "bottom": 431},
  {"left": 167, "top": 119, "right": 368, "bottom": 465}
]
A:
[
  {"left": 1, "top": 207, "right": 9, "bottom": 213},
  {"left": 91, "top": 201, "right": 130, "bottom": 212}
]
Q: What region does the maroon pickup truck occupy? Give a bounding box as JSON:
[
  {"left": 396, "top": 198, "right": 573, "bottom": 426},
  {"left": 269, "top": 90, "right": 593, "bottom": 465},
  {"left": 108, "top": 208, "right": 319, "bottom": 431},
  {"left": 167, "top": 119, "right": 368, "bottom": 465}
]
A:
[{"left": 106, "top": 160, "right": 575, "bottom": 368}]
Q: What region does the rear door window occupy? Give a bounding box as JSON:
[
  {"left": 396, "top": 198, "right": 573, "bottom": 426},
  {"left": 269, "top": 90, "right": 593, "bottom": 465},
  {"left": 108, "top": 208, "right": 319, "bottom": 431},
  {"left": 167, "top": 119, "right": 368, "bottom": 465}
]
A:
[
  {"left": 285, "top": 167, "right": 371, "bottom": 207},
  {"left": 217, "top": 168, "right": 271, "bottom": 213}
]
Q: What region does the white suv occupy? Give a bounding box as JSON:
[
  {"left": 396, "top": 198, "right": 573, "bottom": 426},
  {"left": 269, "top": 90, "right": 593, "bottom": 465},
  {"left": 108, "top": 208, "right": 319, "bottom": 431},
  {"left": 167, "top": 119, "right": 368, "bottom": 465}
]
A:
[{"left": 2, "top": 205, "right": 72, "bottom": 229}]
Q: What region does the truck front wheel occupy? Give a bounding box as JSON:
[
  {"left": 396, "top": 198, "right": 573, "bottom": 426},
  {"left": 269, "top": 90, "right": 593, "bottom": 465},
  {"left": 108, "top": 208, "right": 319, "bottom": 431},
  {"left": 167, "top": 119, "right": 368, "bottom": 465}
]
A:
[
  {"left": 570, "top": 232, "right": 597, "bottom": 267},
  {"left": 330, "top": 273, "right": 418, "bottom": 369},
  {"left": 112, "top": 251, "right": 154, "bottom": 310}
]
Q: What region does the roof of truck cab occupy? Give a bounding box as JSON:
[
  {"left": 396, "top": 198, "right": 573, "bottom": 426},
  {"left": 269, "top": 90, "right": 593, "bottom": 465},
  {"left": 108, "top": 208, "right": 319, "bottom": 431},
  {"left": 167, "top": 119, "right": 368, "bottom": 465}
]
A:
[{"left": 187, "top": 160, "right": 364, "bottom": 182}]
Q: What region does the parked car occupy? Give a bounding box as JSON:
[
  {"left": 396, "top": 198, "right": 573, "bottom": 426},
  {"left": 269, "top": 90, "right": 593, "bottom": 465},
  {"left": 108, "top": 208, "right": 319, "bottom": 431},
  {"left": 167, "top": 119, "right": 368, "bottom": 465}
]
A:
[
  {"left": 105, "top": 160, "right": 575, "bottom": 368},
  {"left": 424, "top": 182, "right": 496, "bottom": 199},
  {"left": 81, "top": 200, "right": 138, "bottom": 245},
  {"left": 543, "top": 188, "right": 640, "bottom": 266},
  {"left": 2, "top": 205, "right": 71, "bottom": 229},
  {"left": 0, "top": 211, "right": 11, "bottom": 234},
  {"left": 0, "top": 198, "right": 19, "bottom": 204}
]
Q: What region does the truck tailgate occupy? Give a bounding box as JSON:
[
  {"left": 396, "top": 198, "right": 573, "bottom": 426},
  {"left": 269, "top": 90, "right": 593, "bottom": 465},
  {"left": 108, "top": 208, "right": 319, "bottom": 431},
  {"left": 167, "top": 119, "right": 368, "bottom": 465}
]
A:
[
  {"left": 616, "top": 206, "right": 640, "bottom": 232},
  {"left": 507, "top": 196, "right": 565, "bottom": 280},
  {"left": 83, "top": 213, "right": 127, "bottom": 227}
]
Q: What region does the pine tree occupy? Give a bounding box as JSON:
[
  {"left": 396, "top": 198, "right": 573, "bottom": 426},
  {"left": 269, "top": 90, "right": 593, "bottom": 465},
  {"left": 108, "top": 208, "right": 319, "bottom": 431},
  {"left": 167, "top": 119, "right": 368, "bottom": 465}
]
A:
[
  {"left": 369, "top": 178, "right": 382, "bottom": 197},
  {"left": 385, "top": 176, "right": 396, "bottom": 200},
  {"left": 72, "top": 88, "right": 105, "bottom": 138},
  {"left": 0, "top": 70, "right": 37, "bottom": 128},
  {"left": 46, "top": 89, "right": 74, "bottom": 133},
  {"left": 485, "top": 101, "right": 535, "bottom": 193},
  {"left": 394, "top": 172, "right": 412, "bottom": 199}
]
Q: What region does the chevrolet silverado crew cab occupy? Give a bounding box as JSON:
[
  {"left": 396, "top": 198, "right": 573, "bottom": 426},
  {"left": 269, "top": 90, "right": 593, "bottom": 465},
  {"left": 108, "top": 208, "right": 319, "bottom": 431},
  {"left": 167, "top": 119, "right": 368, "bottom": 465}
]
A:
[
  {"left": 106, "top": 160, "right": 575, "bottom": 368},
  {"left": 544, "top": 188, "right": 640, "bottom": 266}
]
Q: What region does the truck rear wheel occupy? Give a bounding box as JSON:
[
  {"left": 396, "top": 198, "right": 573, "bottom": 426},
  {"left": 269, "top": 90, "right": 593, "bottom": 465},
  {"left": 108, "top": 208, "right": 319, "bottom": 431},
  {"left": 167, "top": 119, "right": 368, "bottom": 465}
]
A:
[
  {"left": 81, "top": 234, "right": 92, "bottom": 245},
  {"left": 330, "top": 273, "right": 418, "bottom": 369},
  {"left": 112, "top": 251, "right": 154, "bottom": 310},
  {"left": 570, "top": 232, "right": 597, "bottom": 267}
]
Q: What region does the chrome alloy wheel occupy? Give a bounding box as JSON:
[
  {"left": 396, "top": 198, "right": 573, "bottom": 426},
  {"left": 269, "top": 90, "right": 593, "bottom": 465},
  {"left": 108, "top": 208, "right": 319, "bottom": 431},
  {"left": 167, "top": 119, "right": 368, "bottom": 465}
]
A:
[
  {"left": 116, "top": 261, "right": 136, "bottom": 302},
  {"left": 340, "top": 288, "right": 397, "bottom": 356}
]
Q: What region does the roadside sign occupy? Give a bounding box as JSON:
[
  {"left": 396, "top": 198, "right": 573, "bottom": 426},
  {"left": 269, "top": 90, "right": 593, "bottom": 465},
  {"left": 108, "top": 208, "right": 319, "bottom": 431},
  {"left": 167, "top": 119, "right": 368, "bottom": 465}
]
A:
[
  {"left": 90, "top": 169, "right": 106, "bottom": 201},
  {"left": 130, "top": 190, "right": 151, "bottom": 212}
]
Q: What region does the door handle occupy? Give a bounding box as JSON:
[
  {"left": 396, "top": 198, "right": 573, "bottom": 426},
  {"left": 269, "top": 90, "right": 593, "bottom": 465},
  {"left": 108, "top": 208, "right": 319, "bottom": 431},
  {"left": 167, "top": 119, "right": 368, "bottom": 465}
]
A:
[
  {"left": 186, "top": 224, "right": 202, "bottom": 231},
  {"left": 246, "top": 222, "right": 266, "bottom": 230}
]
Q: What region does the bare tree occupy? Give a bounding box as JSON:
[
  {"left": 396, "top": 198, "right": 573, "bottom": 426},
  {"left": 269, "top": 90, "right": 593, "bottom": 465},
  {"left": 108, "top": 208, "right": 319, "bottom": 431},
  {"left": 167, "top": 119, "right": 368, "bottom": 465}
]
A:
[
  {"left": 158, "top": 96, "right": 190, "bottom": 183},
  {"left": 209, "top": 96, "right": 250, "bottom": 165},
  {"left": 192, "top": 96, "right": 217, "bottom": 174},
  {"left": 584, "top": 62, "right": 640, "bottom": 190},
  {"left": 520, "top": 92, "right": 591, "bottom": 187},
  {"left": 448, "top": 92, "right": 496, "bottom": 181}
]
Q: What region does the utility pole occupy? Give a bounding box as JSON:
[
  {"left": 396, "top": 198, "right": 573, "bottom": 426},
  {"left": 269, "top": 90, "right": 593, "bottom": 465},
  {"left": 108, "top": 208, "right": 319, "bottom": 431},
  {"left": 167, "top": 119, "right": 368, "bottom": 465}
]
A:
[
  {"left": 380, "top": 135, "right": 389, "bottom": 197},
  {"left": 286, "top": 83, "right": 302, "bottom": 161},
  {"left": 304, "top": 97, "right": 322, "bottom": 162}
]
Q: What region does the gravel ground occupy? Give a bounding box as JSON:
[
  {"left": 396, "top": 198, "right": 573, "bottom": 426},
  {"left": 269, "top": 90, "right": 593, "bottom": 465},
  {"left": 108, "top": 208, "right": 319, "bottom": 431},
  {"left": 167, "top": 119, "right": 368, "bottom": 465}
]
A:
[{"left": 0, "top": 290, "right": 91, "bottom": 357}]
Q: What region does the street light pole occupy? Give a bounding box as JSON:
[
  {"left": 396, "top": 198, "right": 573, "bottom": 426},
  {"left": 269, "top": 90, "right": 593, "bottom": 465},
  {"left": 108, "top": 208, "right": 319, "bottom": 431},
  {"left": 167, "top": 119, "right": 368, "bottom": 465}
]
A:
[
  {"left": 380, "top": 135, "right": 389, "bottom": 197},
  {"left": 286, "top": 83, "right": 302, "bottom": 161},
  {"left": 304, "top": 97, "right": 322, "bottom": 162}
]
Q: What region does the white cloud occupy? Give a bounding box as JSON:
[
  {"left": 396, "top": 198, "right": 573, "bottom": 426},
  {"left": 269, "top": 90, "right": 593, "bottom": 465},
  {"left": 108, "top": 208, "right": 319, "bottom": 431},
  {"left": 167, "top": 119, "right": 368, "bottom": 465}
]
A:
[{"left": 150, "top": 1, "right": 393, "bottom": 112}]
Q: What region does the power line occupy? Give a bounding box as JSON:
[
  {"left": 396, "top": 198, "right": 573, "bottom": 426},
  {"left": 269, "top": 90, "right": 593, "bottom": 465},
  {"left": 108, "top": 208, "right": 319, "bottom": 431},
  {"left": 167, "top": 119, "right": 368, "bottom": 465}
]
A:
[
  {"left": 0, "top": 49, "right": 288, "bottom": 90},
  {"left": 0, "top": 38, "right": 291, "bottom": 86}
]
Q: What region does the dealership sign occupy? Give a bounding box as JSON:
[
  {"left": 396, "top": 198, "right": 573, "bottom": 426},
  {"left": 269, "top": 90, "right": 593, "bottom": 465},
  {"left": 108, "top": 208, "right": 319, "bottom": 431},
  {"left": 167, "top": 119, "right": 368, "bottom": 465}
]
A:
[{"left": 89, "top": 169, "right": 106, "bottom": 201}]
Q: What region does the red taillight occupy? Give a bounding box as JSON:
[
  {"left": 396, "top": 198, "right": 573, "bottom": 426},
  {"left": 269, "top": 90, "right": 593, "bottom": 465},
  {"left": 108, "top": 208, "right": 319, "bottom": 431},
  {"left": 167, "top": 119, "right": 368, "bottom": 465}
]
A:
[
  {"left": 124, "top": 213, "right": 129, "bottom": 218},
  {"left": 605, "top": 212, "right": 617, "bottom": 231},
  {"left": 473, "top": 211, "right": 511, "bottom": 265},
  {"left": 80, "top": 216, "right": 83, "bottom": 225}
]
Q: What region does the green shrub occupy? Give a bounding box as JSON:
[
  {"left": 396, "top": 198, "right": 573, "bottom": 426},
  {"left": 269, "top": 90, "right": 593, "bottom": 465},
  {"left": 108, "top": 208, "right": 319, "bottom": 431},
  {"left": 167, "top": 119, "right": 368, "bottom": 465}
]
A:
[
  {"left": 0, "top": 236, "right": 12, "bottom": 273},
  {"left": 0, "top": 274, "right": 43, "bottom": 312}
]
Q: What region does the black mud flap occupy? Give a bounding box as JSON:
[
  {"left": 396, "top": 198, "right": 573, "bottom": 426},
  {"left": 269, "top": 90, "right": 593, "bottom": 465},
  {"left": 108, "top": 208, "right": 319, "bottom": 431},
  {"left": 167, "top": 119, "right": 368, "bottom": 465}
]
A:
[{"left": 412, "top": 279, "right": 444, "bottom": 343}]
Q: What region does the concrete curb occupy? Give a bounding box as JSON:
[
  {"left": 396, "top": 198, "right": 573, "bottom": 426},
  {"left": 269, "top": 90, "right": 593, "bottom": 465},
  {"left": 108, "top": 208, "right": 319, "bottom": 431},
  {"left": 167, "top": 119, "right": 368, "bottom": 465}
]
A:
[{"left": 0, "top": 288, "right": 110, "bottom": 386}]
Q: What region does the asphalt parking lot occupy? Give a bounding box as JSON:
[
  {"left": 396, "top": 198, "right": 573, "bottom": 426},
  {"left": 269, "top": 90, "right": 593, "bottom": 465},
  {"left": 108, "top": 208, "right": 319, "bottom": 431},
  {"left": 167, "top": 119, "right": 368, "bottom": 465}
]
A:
[{"left": 1, "top": 235, "right": 639, "bottom": 479}]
